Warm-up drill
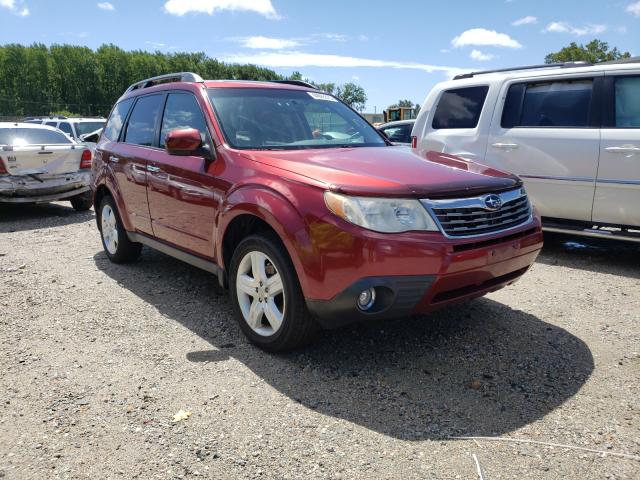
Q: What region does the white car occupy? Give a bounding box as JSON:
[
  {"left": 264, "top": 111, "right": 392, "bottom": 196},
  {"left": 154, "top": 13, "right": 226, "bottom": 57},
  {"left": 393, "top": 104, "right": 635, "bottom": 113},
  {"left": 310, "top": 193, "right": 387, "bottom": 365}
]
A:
[
  {"left": 25, "top": 116, "right": 106, "bottom": 147},
  {"left": 412, "top": 59, "right": 640, "bottom": 242},
  {"left": 0, "top": 122, "right": 93, "bottom": 210}
]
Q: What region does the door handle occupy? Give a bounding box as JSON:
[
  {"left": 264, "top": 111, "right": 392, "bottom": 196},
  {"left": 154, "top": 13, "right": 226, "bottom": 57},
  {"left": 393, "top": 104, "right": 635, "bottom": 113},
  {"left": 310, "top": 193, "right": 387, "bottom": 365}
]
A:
[
  {"left": 491, "top": 143, "right": 519, "bottom": 150},
  {"left": 605, "top": 146, "right": 640, "bottom": 154},
  {"left": 146, "top": 165, "right": 161, "bottom": 173},
  {"left": 108, "top": 156, "right": 119, "bottom": 163}
]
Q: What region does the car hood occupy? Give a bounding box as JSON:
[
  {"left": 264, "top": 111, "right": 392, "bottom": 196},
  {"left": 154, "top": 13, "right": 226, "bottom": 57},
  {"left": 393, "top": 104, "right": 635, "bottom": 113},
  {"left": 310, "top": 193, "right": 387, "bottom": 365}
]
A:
[{"left": 240, "top": 146, "right": 521, "bottom": 198}]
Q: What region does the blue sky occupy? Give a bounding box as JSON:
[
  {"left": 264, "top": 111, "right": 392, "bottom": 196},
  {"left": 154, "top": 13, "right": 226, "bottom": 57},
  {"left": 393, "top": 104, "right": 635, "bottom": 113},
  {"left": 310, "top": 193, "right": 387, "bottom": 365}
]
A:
[{"left": 1, "top": 0, "right": 639, "bottom": 112}]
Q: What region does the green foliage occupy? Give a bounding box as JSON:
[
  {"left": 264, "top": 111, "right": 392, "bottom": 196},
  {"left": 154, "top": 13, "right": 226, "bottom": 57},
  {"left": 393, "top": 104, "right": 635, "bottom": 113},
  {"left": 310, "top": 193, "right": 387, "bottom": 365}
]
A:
[
  {"left": 0, "top": 43, "right": 282, "bottom": 116},
  {"left": 335, "top": 83, "right": 367, "bottom": 111},
  {"left": 545, "top": 39, "right": 631, "bottom": 64}
]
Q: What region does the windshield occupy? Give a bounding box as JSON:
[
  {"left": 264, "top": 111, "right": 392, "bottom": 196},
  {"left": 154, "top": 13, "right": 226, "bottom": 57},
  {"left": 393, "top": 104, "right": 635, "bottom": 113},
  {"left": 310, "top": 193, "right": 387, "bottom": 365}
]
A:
[
  {"left": 207, "top": 88, "right": 386, "bottom": 150},
  {"left": 74, "top": 121, "right": 106, "bottom": 136},
  {"left": 0, "top": 128, "right": 72, "bottom": 146}
]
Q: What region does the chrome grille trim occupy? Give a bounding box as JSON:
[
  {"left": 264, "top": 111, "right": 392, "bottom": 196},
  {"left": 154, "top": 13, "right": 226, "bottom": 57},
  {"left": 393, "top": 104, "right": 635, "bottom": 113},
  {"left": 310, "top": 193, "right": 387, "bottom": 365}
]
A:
[{"left": 421, "top": 188, "right": 533, "bottom": 238}]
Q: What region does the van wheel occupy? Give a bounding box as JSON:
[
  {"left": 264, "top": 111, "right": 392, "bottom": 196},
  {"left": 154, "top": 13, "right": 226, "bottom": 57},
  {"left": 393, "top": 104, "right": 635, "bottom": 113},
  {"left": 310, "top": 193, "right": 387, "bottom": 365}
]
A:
[
  {"left": 98, "top": 196, "right": 141, "bottom": 263},
  {"left": 229, "top": 234, "right": 317, "bottom": 352},
  {"left": 70, "top": 191, "right": 93, "bottom": 211}
]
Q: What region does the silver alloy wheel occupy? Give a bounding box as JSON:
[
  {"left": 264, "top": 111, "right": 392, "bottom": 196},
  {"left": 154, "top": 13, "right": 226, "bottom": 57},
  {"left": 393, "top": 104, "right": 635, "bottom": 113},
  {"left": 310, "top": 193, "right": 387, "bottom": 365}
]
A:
[
  {"left": 101, "top": 204, "right": 119, "bottom": 255},
  {"left": 236, "top": 251, "right": 285, "bottom": 336}
]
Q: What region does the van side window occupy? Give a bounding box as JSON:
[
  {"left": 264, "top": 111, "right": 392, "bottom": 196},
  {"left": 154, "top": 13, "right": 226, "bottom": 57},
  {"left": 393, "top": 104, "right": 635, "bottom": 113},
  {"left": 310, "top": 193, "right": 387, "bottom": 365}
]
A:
[
  {"left": 615, "top": 77, "right": 640, "bottom": 128},
  {"left": 58, "top": 122, "right": 73, "bottom": 136},
  {"left": 103, "top": 98, "right": 134, "bottom": 142},
  {"left": 503, "top": 79, "right": 593, "bottom": 128},
  {"left": 124, "top": 95, "right": 164, "bottom": 146},
  {"left": 432, "top": 86, "right": 489, "bottom": 129}
]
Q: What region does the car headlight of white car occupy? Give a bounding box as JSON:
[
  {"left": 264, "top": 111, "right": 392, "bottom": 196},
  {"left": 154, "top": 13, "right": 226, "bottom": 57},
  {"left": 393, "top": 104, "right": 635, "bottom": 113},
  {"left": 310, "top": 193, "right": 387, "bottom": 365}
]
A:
[{"left": 324, "top": 191, "right": 439, "bottom": 233}]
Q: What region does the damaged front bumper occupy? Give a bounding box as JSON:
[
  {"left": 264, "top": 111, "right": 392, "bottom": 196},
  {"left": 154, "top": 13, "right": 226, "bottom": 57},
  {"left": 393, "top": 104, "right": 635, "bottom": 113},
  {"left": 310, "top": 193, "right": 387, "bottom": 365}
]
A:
[{"left": 0, "top": 171, "right": 90, "bottom": 203}]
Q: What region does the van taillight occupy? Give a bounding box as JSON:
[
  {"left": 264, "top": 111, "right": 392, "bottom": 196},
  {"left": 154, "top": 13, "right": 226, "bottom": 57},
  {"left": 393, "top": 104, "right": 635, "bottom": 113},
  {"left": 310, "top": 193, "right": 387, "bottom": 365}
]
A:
[
  {"left": 80, "top": 149, "right": 92, "bottom": 169},
  {"left": 411, "top": 136, "right": 417, "bottom": 149},
  {"left": 0, "top": 157, "right": 7, "bottom": 174}
]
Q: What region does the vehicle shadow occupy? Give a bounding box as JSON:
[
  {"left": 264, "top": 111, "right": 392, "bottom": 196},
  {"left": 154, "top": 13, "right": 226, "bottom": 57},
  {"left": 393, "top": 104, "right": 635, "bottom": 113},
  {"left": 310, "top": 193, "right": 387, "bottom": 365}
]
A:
[
  {"left": 94, "top": 248, "right": 594, "bottom": 441},
  {"left": 0, "top": 202, "right": 94, "bottom": 233},
  {"left": 537, "top": 232, "right": 640, "bottom": 279}
]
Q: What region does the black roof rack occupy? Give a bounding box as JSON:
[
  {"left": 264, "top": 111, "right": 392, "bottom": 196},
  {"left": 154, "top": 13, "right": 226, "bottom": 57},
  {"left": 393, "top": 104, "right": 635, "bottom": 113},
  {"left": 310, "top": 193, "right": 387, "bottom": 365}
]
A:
[
  {"left": 125, "top": 72, "right": 204, "bottom": 93},
  {"left": 453, "top": 61, "right": 593, "bottom": 80},
  {"left": 599, "top": 56, "right": 640, "bottom": 65},
  {"left": 271, "top": 80, "right": 318, "bottom": 89}
]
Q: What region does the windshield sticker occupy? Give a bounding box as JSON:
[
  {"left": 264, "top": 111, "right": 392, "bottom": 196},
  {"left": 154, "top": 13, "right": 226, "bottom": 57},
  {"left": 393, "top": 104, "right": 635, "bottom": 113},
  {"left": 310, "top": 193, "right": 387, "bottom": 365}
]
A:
[{"left": 307, "top": 92, "right": 338, "bottom": 102}]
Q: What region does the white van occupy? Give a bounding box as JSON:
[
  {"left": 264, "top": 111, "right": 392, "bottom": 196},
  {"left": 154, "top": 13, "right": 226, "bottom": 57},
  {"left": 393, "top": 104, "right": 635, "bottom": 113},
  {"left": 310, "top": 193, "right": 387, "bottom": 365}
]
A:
[{"left": 412, "top": 59, "right": 640, "bottom": 242}]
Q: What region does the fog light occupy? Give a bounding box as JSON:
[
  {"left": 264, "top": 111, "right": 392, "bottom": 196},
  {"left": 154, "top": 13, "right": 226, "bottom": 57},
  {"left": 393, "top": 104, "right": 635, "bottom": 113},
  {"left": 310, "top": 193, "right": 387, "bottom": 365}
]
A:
[{"left": 357, "top": 287, "right": 376, "bottom": 311}]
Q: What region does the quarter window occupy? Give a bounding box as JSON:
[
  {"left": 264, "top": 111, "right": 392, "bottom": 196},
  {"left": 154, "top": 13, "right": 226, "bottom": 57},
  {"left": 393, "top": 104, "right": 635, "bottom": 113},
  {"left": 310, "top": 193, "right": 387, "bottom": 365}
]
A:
[
  {"left": 615, "top": 77, "right": 640, "bottom": 128},
  {"left": 124, "top": 95, "right": 163, "bottom": 146},
  {"left": 103, "top": 98, "right": 134, "bottom": 141},
  {"left": 58, "top": 122, "right": 73, "bottom": 136},
  {"left": 160, "top": 93, "right": 209, "bottom": 148},
  {"left": 432, "top": 86, "right": 489, "bottom": 129}
]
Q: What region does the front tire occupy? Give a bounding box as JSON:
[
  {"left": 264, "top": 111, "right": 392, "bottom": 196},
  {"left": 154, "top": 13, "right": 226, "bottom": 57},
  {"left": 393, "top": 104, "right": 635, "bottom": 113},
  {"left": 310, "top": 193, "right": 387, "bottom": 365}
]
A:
[
  {"left": 70, "top": 191, "right": 93, "bottom": 211},
  {"left": 98, "top": 195, "right": 141, "bottom": 263},
  {"left": 229, "top": 234, "right": 317, "bottom": 352}
]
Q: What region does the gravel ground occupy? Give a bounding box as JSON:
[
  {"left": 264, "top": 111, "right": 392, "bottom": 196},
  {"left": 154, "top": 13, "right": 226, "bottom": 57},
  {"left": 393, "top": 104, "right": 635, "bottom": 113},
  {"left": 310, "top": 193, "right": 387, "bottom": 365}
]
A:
[{"left": 1, "top": 202, "right": 639, "bottom": 480}]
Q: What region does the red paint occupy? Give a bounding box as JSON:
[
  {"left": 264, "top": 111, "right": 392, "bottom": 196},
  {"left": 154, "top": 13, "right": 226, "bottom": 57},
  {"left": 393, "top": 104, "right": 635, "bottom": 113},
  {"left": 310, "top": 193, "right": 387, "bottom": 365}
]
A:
[
  {"left": 165, "top": 128, "right": 202, "bottom": 154},
  {"left": 92, "top": 80, "right": 543, "bottom": 310}
]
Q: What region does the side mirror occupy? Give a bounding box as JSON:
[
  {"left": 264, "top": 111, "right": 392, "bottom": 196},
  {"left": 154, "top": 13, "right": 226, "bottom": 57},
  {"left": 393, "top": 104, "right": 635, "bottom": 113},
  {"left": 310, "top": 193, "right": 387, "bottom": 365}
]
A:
[{"left": 165, "top": 128, "right": 204, "bottom": 155}]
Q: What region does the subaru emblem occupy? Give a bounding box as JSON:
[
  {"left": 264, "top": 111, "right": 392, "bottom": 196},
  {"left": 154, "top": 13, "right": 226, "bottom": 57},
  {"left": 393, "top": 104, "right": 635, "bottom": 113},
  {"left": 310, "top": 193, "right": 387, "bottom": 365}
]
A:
[{"left": 484, "top": 194, "right": 502, "bottom": 211}]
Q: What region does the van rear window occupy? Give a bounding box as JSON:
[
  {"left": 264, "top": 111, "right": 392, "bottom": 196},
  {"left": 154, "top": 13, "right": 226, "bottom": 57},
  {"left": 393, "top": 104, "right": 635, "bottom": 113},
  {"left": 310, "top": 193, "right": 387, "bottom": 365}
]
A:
[{"left": 432, "top": 86, "right": 489, "bottom": 129}]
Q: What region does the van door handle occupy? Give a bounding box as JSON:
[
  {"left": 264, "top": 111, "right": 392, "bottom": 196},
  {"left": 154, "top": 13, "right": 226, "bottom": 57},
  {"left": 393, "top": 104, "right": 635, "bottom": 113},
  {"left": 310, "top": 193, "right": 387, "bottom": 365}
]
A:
[
  {"left": 605, "top": 146, "right": 640, "bottom": 154},
  {"left": 146, "top": 165, "right": 161, "bottom": 173},
  {"left": 491, "top": 143, "right": 519, "bottom": 150},
  {"left": 109, "top": 156, "right": 119, "bottom": 163}
]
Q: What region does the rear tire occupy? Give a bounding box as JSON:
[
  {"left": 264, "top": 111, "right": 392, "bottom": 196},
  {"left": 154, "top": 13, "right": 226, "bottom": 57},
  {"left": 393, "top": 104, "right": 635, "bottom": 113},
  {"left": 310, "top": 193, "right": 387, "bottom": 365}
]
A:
[
  {"left": 98, "top": 195, "right": 141, "bottom": 263},
  {"left": 229, "top": 233, "right": 318, "bottom": 352},
  {"left": 70, "top": 191, "right": 93, "bottom": 211}
]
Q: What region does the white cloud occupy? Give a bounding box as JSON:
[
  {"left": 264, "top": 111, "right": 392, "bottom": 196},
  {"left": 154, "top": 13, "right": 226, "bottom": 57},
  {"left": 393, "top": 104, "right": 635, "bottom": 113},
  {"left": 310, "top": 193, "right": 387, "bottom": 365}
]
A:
[
  {"left": 236, "top": 36, "right": 301, "bottom": 49},
  {"left": 0, "top": 0, "right": 29, "bottom": 16},
  {"left": 220, "top": 51, "right": 467, "bottom": 78},
  {"left": 358, "top": 34, "right": 369, "bottom": 41},
  {"left": 512, "top": 16, "right": 537, "bottom": 26},
  {"left": 627, "top": 1, "right": 640, "bottom": 16},
  {"left": 312, "top": 33, "right": 347, "bottom": 42},
  {"left": 97, "top": 2, "right": 114, "bottom": 11},
  {"left": 164, "top": 0, "right": 279, "bottom": 19},
  {"left": 470, "top": 49, "right": 495, "bottom": 61},
  {"left": 452, "top": 28, "right": 522, "bottom": 49},
  {"left": 544, "top": 21, "right": 607, "bottom": 36}
]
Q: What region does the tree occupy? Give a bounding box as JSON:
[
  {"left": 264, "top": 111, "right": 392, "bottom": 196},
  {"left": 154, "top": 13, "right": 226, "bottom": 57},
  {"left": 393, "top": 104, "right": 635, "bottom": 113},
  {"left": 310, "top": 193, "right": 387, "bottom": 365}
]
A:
[
  {"left": 335, "top": 82, "right": 367, "bottom": 111},
  {"left": 545, "top": 39, "right": 631, "bottom": 64}
]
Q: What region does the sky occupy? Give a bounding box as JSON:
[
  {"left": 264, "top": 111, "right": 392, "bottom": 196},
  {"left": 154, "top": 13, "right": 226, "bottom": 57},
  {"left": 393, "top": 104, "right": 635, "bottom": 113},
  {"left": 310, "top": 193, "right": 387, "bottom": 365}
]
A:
[{"left": 1, "top": 0, "right": 639, "bottom": 112}]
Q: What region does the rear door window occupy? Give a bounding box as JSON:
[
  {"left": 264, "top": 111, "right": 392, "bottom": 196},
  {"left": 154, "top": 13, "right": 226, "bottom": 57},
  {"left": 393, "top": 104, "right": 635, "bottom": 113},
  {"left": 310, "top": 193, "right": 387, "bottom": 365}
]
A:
[
  {"left": 432, "top": 86, "right": 489, "bottom": 129},
  {"left": 124, "top": 95, "right": 163, "bottom": 146},
  {"left": 502, "top": 79, "right": 593, "bottom": 128},
  {"left": 103, "top": 98, "right": 134, "bottom": 141},
  {"left": 614, "top": 77, "right": 640, "bottom": 128},
  {"left": 159, "top": 93, "right": 210, "bottom": 148}
]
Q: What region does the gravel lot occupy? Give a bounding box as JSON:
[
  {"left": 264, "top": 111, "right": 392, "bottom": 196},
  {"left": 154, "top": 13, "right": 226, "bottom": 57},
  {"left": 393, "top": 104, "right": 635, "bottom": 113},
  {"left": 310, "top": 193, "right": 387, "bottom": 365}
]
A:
[{"left": 1, "top": 202, "right": 639, "bottom": 480}]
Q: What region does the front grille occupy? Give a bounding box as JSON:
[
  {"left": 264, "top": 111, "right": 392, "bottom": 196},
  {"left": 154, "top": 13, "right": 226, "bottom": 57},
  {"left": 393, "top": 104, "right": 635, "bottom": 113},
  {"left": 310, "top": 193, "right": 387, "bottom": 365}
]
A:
[{"left": 423, "top": 188, "right": 532, "bottom": 237}]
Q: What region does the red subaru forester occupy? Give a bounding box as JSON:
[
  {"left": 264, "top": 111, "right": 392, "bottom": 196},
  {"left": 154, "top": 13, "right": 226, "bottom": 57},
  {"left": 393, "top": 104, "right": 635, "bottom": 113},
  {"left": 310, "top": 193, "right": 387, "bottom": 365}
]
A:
[{"left": 91, "top": 72, "right": 543, "bottom": 351}]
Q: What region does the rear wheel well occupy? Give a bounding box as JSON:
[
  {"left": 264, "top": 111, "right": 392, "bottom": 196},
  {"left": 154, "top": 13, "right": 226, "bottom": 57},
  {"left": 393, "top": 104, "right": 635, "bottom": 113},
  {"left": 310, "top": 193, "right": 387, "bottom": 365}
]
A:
[
  {"left": 93, "top": 185, "right": 112, "bottom": 228},
  {"left": 222, "top": 215, "right": 281, "bottom": 278}
]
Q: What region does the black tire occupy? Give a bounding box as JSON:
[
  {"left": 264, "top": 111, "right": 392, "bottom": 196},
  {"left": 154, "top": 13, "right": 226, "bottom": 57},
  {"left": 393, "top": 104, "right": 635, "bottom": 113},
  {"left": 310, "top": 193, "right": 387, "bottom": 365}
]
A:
[
  {"left": 98, "top": 195, "right": 142, "bottom": 264},
  {"left": 70, "top": 191, "right": 93, "bottom": 211},
  {"left": 229, "top": 233, "right": 318, "bottom": 352}
]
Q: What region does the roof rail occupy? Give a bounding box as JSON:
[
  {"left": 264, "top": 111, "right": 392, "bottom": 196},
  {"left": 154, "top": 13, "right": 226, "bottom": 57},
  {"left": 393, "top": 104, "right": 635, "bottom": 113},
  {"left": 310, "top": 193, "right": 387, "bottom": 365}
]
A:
[
  {"left": 271, "top": 80, "right": 318, "bottom": 89},
  {"left": 125, "top": 72, "right": 204, "bottom": 93},
  {"left": 453, "top": 61, "right": 592, "bottom": 80}
]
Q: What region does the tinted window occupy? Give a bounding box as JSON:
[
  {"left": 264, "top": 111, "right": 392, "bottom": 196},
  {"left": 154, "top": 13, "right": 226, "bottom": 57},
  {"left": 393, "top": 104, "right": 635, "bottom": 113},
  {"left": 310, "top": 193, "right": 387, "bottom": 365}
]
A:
[
  {"left": 615, "top": 77, "right": 640, "bottom": 128},
  {"left": 432, "top": 86, "right": 488, "bottom": 129},
  {"left": 518, "top": 79, "right": 593, "bottom": 127},
  {"left": 0, "top": 128, "right": 72, "bottom": 145},
  {"left": 380, "top": 124, "right": 413, "bottom": 143},
  {"left": 58, "top": 122, "right": 73, "bottom": 135},
  {"left": 160, "top": 93, "right": 209, "bottom": 148},
  {"left": 103, "top": 98, "right": 134, "bottom": 141},
  {"left": 45, "top": 121, "right": 57, "bottom": 127},
  {"left": 123, "top": 95, "right": 163, "bottom": 146},
  {"left": 75, "top": 121, "right": 106, "bottom": 137}
]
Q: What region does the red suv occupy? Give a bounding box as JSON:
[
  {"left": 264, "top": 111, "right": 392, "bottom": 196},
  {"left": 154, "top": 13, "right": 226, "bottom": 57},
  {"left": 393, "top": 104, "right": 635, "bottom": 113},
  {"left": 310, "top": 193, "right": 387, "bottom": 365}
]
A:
[{"left": 91, "top": 72, "right": 543, "bottom": 351}]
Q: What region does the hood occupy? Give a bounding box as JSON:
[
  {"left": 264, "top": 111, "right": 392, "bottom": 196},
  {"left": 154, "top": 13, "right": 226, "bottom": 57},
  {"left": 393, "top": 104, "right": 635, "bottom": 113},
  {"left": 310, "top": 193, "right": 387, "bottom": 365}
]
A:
[{"left": 240, "top": 146, "right": 520, "bottom": 198}]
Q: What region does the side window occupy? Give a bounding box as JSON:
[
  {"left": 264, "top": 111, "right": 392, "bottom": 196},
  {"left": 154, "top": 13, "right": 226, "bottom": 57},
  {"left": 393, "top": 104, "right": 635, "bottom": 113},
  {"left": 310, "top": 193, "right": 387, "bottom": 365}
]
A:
[
  {"left": 103, "top": 98, "right": 134, "bottom": 141},
  {"left": 45, "top": 121, "right": 57, "bottom": 128},
  {"left": 381, "top": 124, "right": 412, "bottom": 143},
  {"left": 58, "top": 122, "right": 73, "bottom": 136},
  {"left": 159, "top": 93, "right": 210, "bottom": 148},
  {"left": 504, "top": 79, "right": 593, "bottom": 128},
  {"left": 432, "top": 86, "right": 489, "bottom": 129},
  {"left": 124, "top": 95, "right": 163, "bottom": 146},
  {"left": 615, "top": 77, "right": 640, "bottom": 128}
]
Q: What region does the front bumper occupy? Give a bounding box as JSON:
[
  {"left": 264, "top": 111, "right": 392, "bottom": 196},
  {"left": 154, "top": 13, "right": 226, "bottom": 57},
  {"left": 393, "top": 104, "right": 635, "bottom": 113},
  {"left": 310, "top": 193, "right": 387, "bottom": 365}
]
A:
[
  {"left": 0, "top": 172, "right": 90, "bottom": 203},
  {"left": 304, "top": 219, "right": 543, "bottom": 329}
]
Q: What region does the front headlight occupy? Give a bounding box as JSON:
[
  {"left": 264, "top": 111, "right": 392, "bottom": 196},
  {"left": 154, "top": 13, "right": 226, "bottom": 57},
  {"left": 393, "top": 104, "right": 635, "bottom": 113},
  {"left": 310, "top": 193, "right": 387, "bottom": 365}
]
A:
[{"left": 324, "top": 192, "right": 439, "bottom": 233}]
